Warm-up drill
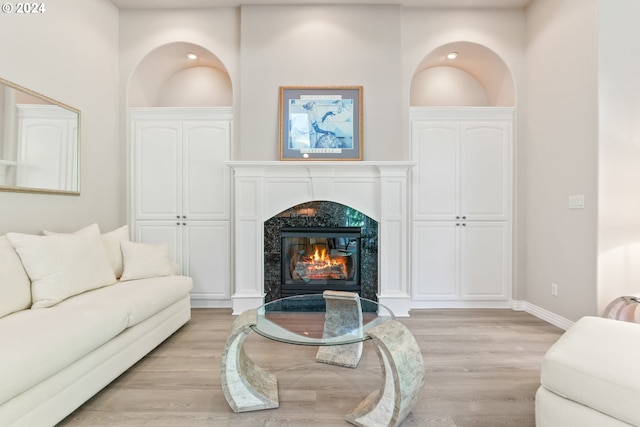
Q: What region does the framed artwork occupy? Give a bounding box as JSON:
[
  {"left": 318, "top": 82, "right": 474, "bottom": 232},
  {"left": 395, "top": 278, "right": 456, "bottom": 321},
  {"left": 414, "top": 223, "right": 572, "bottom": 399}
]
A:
[{"left": 279, "top": 86, "right": 363, "bottom": 160}]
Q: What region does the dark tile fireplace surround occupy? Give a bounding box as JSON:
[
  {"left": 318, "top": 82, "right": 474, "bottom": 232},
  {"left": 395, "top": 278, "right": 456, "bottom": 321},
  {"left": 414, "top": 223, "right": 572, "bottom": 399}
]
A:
[{"left": 264, "top": 201, "right": 378, "bottom": 303}]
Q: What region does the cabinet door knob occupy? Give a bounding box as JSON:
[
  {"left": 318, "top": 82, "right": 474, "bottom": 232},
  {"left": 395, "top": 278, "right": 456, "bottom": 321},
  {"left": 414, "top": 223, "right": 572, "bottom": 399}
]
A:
[
  {"left": 462, "top": 223, "right": 466, "bottom": 226},
  {"left": 462, "top": 216, "right": 466, "bottom": 220},
  {"left": 182, "top": 215, "right": 186, "bottom": 219},
  {"left": 176, "top": 222, "right": 180, "bottom": 226},
  {"left": 176, "top": 215, "right": 180, "bottom": 219},
  {"left": 182, "top": 222, "right": 186, "bottom": 226},
  {"left": 456, "top": 223, "right": 460, "bottom": 226},
  {"left": 456, "top": 216, "right": 460, "bottom": 220}
]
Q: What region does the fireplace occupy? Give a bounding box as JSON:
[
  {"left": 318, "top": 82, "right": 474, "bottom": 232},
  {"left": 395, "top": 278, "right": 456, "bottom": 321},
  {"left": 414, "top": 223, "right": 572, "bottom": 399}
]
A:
[
  {"left": 280, "top": 226, "right": 361, "bottom": 297},
  {"left": 227, "top": 161, "right": 414, "bottom": 316},
  {"left": 264, "top": 200, "right": 378, "bottom": 303}
]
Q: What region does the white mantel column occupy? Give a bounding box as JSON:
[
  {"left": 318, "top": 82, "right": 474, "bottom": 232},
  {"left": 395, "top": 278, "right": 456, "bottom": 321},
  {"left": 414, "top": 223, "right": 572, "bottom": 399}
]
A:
[
  {"left": 377, "top": 165, "right": 412, "bottom": 317},
  {"left": 230, "top": 165, "right": 266, "bottom": 314}
]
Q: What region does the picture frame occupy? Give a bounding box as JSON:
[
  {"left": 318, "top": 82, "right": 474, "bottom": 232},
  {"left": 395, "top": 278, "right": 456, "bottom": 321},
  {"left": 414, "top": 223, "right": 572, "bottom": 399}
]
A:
[{"left": 279, "top": 86, "right": 363, "bottom": 160}]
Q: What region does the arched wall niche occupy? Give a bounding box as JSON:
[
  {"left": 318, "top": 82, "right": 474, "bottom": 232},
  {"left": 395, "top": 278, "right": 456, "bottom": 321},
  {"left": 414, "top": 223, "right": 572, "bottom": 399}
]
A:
[
  {"left": 411, "top": 41, "right": 515, "bottom": 107},
  {"left": 128, "top": 41, "right": 232, "bottom": 107}
]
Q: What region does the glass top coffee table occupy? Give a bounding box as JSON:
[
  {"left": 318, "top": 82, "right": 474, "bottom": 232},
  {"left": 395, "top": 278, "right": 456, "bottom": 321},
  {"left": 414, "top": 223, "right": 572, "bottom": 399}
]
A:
[
  {"left": 220, "top": 291, "right": 425, "bottom": 427},
  {"left": 252, "top": 292, "right": 393, "bottom": 346}
]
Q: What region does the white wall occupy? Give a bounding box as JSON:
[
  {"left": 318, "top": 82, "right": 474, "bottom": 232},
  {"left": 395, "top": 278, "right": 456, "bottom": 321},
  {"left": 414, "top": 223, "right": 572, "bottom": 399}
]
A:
[
  {"left": 157, "top": 67, "right": 232, "bottom": 107},
  {"left": 411, "top": 66, "right": 489, "bottom": 106},
  {"left": 239, "top": 5, "right": 403, "bottom": 161},
  {"left": 597, "top": 0, "right": 640, "bottom": 313},
  {"left": 0, "top": 0, "right": 120, "bottom": 235},
  {"left": 524, "top": 0, "right": 598, "bottom": 321},
  {"left": 119, "top": 9, "right": 239, "bottom": 92}
]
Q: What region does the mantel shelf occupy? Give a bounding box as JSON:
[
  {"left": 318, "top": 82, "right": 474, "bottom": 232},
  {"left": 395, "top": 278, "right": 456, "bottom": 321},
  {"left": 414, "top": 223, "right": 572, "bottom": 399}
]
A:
[
  {"left": 225, "top": 161, "right": 417, "bottom": 178},
  {"left": 226, "top": 160, "right": 416, "bottom": 168}
]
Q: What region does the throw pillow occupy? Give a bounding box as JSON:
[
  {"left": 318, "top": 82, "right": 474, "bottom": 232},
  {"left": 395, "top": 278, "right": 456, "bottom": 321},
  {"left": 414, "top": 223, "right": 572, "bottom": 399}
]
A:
[
  {"left": 43, "top": 223, "right": 100, "bottom": 237},
  {"left": 43, "top": 223, "right": 130, "bottom": 279},
  {"left": 100, "top": 225, "right": 130, "bottom": 279},
  {"left": 0, "top": 236, "right": 32, "bottom": 317},
  {"left": 120, "top": 241, "right": 175, "bottom": 281},
  {"left": 6, "top": 233, "right": 117, "bottom": 309}
]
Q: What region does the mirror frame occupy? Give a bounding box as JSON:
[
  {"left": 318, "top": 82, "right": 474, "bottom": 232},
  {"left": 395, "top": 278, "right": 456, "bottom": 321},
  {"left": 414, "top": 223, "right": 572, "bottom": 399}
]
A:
[{"left": 0, "top": 77, "right": 81, "bottom": 196}]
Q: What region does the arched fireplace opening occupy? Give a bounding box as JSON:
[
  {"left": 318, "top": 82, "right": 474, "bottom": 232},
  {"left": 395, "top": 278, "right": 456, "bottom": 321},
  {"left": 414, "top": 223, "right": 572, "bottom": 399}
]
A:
[{"left": 264, "top": 201, "right": 378, "bottom": 303}]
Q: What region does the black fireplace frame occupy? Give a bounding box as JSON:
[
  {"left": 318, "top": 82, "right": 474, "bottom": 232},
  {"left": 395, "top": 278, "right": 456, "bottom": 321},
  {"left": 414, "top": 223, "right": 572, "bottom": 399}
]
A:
[{"left": 280, "top": 226, "right": 362, "bottom": 298}]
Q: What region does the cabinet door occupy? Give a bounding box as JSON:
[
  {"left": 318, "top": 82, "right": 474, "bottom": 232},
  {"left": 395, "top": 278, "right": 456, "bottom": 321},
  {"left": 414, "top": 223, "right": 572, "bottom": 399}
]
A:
[
  {"left": 134, "top": 221, "right": 183, "bottom": 273},
  {"left": 459, "top": 222, "right": 510, "bottom": 300},
  {"left": 133, "top": 122, "right": 182, "bottom": 219},
  {"left": 411, "top": 222, "right": 459, "bottom": 300},
  {"left": 412, "top": 121, "right": 460, "bottom": 221},
  {"left": 460, "top": 121, "right": 511, "bottom": 221},
  {"left": 182, "top": 121, "right": 231, "bottom": 220},
  {"left": 182, "top": 221, "right": 231, "bottom": 301}
]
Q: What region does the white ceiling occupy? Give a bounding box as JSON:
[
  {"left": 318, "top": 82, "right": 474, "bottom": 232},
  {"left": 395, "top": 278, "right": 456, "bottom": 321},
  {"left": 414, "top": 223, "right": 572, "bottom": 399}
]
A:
[{"left": 111, "top": 0, "right": 531, "bottom": 9}]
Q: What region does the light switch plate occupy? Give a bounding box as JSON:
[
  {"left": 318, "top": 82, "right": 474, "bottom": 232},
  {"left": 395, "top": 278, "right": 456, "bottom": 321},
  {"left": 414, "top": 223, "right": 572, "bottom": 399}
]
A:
[{"left": 569, "top": 194, "right": 585, "bottom": 209}]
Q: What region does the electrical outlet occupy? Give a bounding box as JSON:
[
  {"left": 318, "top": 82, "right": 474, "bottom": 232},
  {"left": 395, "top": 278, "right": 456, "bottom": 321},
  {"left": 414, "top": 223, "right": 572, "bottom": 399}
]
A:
[
  {"left": 551, "top": 283, "right": 558, "bottom": 297},
  {"left": 569, "top": 195, "right": 585, "bottom": 209}
]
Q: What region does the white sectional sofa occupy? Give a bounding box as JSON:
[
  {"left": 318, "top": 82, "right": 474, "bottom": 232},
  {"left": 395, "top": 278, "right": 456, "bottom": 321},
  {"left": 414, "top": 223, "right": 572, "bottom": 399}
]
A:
[
  {"left": 536, "top": 316, "right": 640, "bottom": 426},
  {"left": 0, "top": 224, "right": 193, "bottom": 427}
]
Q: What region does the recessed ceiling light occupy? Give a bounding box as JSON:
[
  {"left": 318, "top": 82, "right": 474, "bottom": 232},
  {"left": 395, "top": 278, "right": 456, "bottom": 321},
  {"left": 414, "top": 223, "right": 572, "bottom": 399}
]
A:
[
  {"left": 186, "top": 52, "right": 198, "bottom": 60},
  {"left": 447, "top": 52, "right": 458, "bottom": 60}
]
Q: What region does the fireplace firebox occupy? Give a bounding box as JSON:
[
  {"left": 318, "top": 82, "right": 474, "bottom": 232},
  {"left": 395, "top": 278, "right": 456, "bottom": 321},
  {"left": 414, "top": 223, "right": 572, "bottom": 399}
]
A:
[
  {"left": 280, "top": 227, "right": 361, "bottom": 298},
  {"left": 264, "top": 200, "right": 377, "bottom": 303}
]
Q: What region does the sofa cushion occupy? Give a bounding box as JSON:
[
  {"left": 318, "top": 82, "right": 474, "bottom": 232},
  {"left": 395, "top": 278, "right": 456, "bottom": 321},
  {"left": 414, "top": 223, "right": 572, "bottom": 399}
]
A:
[
  {"left": 120, "top": 241, "right": 175, "bottom": 281},
  {"left": 540, "top": 316, "right": 640, "bottom": 426},
  {"left": 58, "top": 275, "right": 193, "bottom": 327},
  {"left": 0, "top": 305, "right": 129, "bottom": 406},
  {"left": 0, "top": 236, "right": 31, "bottom": 317},
  {"left": 6, "top": 232, "right": 117, "bottom": 309}
]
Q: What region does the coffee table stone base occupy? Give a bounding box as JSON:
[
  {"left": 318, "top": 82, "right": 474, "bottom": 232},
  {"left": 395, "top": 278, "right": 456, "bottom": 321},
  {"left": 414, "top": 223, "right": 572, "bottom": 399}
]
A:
[
  {"left": 316, "top": 290, "right": 364, "bottom": 368},
  {"left": 346, "top": 320, "right": 425, "bottom": 427},
  {"left": 220, "top": 309, "right": 279, "bottom": 412},
  {"left": 220, "top": 307, "right": 425, "bottom": 426}
]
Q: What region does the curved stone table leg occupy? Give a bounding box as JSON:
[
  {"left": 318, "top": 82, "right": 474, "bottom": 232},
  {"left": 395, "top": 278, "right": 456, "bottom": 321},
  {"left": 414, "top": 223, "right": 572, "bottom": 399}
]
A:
[
  {"left": 316, "top": 290, "right": 363, "bottom": 368},
  {"left": 220, "top": 309, "right": 279, "bottom": 412},
  {"left": 346, "top": 320, "right": 425, "bottom": 427}
]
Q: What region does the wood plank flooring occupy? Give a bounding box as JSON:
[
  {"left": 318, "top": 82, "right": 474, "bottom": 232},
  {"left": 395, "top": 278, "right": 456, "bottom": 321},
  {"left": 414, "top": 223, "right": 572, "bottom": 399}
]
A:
[{"left": 57, "top": 308, "right": 563, "bottom": 427}]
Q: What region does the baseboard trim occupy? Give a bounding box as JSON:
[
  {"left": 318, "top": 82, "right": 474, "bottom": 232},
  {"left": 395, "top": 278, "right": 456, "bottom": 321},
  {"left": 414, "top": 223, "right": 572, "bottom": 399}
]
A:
[
  {"left": 198, "top": 294, "right": 575, "bottom": 330},
  {"left": 190, "top": 299, "right": 232, "bottom": 309},
  {"left": 511, "top": 300, "right": 574, "bottom": 330},
  {"left": 410, "top": 300, "right": 512, "bottom": 309}
]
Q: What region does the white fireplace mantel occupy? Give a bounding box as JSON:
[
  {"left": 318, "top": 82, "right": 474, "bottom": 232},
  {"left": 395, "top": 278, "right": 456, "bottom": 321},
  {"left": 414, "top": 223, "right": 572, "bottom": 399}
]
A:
[{"left": 226, "top": 161, "right": 416, "bottom": 316}]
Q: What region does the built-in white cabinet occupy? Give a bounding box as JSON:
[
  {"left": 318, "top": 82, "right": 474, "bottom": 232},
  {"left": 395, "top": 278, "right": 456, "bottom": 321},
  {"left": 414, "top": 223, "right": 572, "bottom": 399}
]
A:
[
  {"left": 130, "top": 108, "right": 232, "bottom": 307},
  {"left": 412, "top": 221, "right": 510, "bottom": 301},
  {"left": 410, "top": 108, "right": 513, "bottom": 304}
]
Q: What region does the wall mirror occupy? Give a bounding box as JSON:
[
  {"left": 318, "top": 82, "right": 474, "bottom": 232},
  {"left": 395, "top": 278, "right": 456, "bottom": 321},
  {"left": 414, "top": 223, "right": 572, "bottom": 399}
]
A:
[{"left": 0, "top": 77, "right": 80, "bottom": 195}]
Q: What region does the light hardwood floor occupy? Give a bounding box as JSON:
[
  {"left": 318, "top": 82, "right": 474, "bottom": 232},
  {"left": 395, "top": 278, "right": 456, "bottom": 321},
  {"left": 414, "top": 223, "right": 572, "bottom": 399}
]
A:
[{"left": 58, "top": 308, "right": 563, "bottom": 427}]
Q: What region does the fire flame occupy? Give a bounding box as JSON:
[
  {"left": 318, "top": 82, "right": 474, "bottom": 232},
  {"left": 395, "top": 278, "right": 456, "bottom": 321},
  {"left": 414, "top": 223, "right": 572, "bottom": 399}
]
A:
[
  {"left": 311, "top": 247, "right": 343, "bottom": 269},
  {"left": 314, "top": 248, "right": 329, "bottom": 264},
  {"left": 293, "top": 245, "right": 350, "bottom": 281}
]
